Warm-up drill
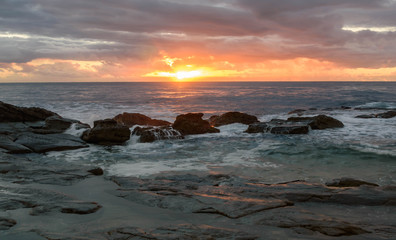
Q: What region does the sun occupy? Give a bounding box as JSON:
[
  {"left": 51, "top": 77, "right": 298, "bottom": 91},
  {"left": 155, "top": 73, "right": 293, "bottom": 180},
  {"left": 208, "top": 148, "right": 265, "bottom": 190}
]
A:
[{"left": 175, "top": 70, "right": 202, "bottom": 80}]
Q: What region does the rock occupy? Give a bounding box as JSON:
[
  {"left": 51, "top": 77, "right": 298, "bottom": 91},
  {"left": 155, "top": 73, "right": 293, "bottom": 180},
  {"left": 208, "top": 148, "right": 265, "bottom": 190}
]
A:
[
  {"left": 0, "top": 217, "right": 16, "bottom": 230},
  {"left": 355, "top": 114, "right": 376, "bottom": 119},
  {"left": 209, "top": 112, "right": 259, "bottom": 127},
  {"left": 44, "top": 115, "right": 90, "bottom": 131},
  {"left": 287, "top": 115, "right": 344, "bottom": 129},
  {"left": 14, "top": 132, "right": 89, "bottom": 153},
  {"left": 0, "top": 152, "right": 96, "bottom": 186},
  {"left": 0, "top": 101, "right": 58, "bottom": 122},
  {"left": 87, "top": 167, "right": 104, "bottom": 176},
  {"left": 113, "top": 112, "right": 171, "bottom": 127},
  {"left": 270, "top": 125, "right": 309, "bottom": 134},
  {"left": 172, "top": 113, "right": 220, "bottom": 135},
  {"left": 81, "top": 119, "right": 131, "bottom": 145},
  {"left": 326, "top": 178, "right": 379, "bottom": 187},
  {"left": 288, "top": 109, "right": 306, "bottom": 115},
  {"left": 132, "top": 126, "right": 184, "bottom": 143},
  {"left": 378, "top": 111, "right": 396, "bottom": 118},
  {"left": 107, "top": 224, "right": 258, "bottom": 240},
  {"left": 0, "top": 134, "right": 33, "bottom": 153},
  {"left": 245, "top": 123, "right": 269, "bottom": 133},
  {"left": 357, "top": 111, "right": 396, "bottom": 119},
  {"left": 0, "top": 185, "right": 101, "bottom": 216}
]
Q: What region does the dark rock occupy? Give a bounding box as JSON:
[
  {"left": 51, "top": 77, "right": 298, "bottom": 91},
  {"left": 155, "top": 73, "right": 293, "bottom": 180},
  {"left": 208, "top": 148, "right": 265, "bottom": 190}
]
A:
[
  {"left": 356, "top": 114, "right": 376, "bottom": 119},
  {"left": 326, "top": 178, "right": 379, "bottom": 187},
  {"left": 113, "top": 112, "right": 171, "bottom": 127},
  {"left": 132, "top": 126, "right": 184, "bottom": 143},
  {"left": 88, "top": 167, "right": 104, "bottom": 176},
  {"left": 172, "top": 113, "right": 220, "bottom": 135},
  {"left": 81, "top": 119, "right": 131, "bottom": 145},
  {"left": 107, "top": 224, "right": 258, "bottom": 240},
  {"left": 245, "top": 123, "right": 269, "bottom": 133},
  {"left": 287, "top": 115, "right": 344, "bottom": 129},
  {"left": 0, "top": 101, "right": 58, "bottom": 123},
  {"left": 210, "top": 112, "right": 259, "bottom": 127},
  {"left": 376, "top": 111, "right": 396, "bottom": 119},
  {"left": 0, "top": 134, "right": 33, "bottom": 153},
  {"left": 0, "top": 152, "right": 96, "bottom": 186},
  {"left": 0, "top": 217, "right": 16, "bottom": 230},
  {"left": 44, "top": 115, "right": 90, "bottom": 131},
  {"left": 0, "top": 185, "right": 101, "bottom": 216},
  {"left": 270, "top": 125, "right": 309, "bottom": 134},
  {"left": 341, "top": 106, "right": 352, "bottom": 110},
  {"left": 288, "top": 109, "right": 306, "bottom": 115},
  {"left": 61, "top": 202, "right": 102, "bottom": 214},
  {"left": 14, "top": 132, "right": 88, "bottom": 153}
]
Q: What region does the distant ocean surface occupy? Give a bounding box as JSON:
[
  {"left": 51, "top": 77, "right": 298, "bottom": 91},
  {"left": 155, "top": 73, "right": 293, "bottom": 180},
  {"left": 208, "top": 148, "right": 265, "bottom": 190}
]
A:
[{"left": 1, "top": 82, "right": 396, "bottom": 184}]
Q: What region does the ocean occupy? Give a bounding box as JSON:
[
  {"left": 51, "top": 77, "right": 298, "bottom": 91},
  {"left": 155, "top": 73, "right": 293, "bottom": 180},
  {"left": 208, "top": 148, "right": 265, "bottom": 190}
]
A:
[{"left": 1, "top": 81, "right": 395, "bottom": 185}]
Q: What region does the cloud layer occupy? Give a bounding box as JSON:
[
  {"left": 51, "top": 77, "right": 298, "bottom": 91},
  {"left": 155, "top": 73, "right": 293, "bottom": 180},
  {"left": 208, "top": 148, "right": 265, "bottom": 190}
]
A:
[{"left": 1, "top": 0, "right": 396, "bottom": 81}]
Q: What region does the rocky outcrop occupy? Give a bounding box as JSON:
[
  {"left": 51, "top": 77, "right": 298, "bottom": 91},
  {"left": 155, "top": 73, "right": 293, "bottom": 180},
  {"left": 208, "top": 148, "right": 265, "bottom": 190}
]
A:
[
  {"left": 172, "top": 113, "right": 220, "bottom": 135},
  {"left": 326, "top": 178, "right": 379, "bottom": 187},
  {"left": 81, "top": 119, "right": 131, "bottom": 145},
  {"left": 0, "top": 217, "right": 16, "bottom": 230},
  {"left": 356, "top": 110, "right": 396, "bottom": 119},
  {"left": 14, "top": 132, "right": 88, "bottom": 153},
  {"left": 113, "top": 112, "right": 171, "bottom": 127},
  {"left": 132, "top": 126, "right": 183, "bottom": 143},
  {"left": 287, "top": 115, "right": 344, "bottom": 129},
  {"left": 209, "top": 112, "right": 258, "bottom": 127},
  {"left": 0, "top": 101, "right": 57, "bottom": 122}
]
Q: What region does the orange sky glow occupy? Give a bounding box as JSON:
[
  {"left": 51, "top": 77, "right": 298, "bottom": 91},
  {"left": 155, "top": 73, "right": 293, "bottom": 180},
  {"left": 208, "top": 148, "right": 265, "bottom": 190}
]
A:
[{"left": 1, "top": 0, "right": 396, "bottom": 82}]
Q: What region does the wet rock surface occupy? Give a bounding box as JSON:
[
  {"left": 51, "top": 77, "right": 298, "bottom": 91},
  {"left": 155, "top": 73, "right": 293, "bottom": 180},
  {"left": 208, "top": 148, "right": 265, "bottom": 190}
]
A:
[
  {"left": 132, "top": 126, "right": 184, "bottom": 143},
  {"left": 246, "top": 115, "right": 343, "bottom": 134},
  {"left": 0, "top": 217, "right": 16, "bottom": 231},
  {"left": 109, "top": 174, "right": 396, "bottom": 238},
  {"left": 82, "top": 119, "right": 131, "bottom": 145},
  {"left": 209, "top": 112, "right": 259, "bottom": 127},
  {"left": 173, "top": 113, "right": 220, "bottom": 135},
  {"left": 106, "top": 224, "right": 258, "bottom": 240},
  {"left": 0, "top": 101, "right": 58, "bottom": 123},
  {"left": 356, "top": 110, "right": 396, "bottom": 119},
  {"left": 114, "top": 112, "right": 171, "bottom": 127}
]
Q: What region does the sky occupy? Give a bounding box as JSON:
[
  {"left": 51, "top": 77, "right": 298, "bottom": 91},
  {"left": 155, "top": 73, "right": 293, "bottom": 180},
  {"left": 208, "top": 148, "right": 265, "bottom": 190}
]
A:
[{"left": 1, "top": 0, "right": 396, "bottom": 82}]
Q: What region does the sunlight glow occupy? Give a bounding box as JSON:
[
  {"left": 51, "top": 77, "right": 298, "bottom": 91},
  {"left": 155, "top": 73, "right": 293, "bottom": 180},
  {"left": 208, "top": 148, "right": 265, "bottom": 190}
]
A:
[{"left": 175, "top": 70, "right": 201, "bottom": 80}]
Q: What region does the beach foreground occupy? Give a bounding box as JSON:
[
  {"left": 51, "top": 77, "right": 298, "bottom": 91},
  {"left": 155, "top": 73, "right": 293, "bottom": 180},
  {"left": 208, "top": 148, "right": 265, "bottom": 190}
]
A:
[{"left": 1, "top": 101, "right": 396, "bottom": 239}]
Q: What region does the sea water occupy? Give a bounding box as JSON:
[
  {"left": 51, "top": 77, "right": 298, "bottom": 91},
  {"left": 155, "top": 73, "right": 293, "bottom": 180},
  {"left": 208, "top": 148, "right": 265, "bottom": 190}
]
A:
[{"left": 1, "top": 82, "right": 395, "bottom": 185}]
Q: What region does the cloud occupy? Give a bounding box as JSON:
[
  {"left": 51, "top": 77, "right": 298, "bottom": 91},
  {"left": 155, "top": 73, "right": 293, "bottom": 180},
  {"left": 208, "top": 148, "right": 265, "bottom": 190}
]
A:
[{"left": 0, "top": 0, "right": 396, "bottom": 81}]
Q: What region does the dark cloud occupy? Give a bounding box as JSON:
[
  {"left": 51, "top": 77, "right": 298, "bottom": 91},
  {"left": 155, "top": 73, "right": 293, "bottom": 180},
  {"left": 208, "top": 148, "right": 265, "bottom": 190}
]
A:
[{"left": 0, "top": 0, "right": 395, "bottom": 68}]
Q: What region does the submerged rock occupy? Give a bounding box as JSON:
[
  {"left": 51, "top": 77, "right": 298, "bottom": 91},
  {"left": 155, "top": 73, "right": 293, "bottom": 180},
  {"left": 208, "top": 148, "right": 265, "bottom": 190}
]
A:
[
  {"left": 172, "top": 113, "right": 220, "bottom": 135},
  {"left": 356, "top": 110, "right": 396, "bottom": 119},
  {"left": 287, "top": 115, "right": 344, "bottom": 130},
  {"left": 245, "top": 122, "right": 269, "bottom": 133},
  {"left": 113, "top": 112, "right": 171, "bottom": 127},
  {"left": 82, "top": 119, "right": 131, "bottom": 145},
  {"left": 107, "top": 224, "right": 258, "bottom": 240},
  {"left": 270, "top": 125, "right": 309, "bottom": 134},
  {"left": 288, "top": 109, "right": 306, "bottom": 115},
  {"left": 132, "top": 126, "right": 184, "bottom": 143},
  {"left": 0, "top": 101, "right": 58, "bottom": 122},
  {"left": 0, "top": 217, "right": 16, "bottom": 230},
  {"left": 326, "top": 178, "right": 379, "bottom": 187},
  {"left": 209, "top": 112, "right": 259, "bottom": 127}
]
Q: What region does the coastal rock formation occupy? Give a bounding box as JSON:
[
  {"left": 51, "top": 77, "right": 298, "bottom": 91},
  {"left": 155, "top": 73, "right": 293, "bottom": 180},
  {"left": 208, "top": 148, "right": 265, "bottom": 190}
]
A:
[
  {"left": 0, "top": 217, "right": 16, "bottom": 230},
  {"left": 356, "top": 110, "right": 396, "bottom": 119},
  {"left": 132, "top": 126, "right": 183, "bottom": 143},
  {"left": 106, "top": 224, "right": 258, "bottom": 240},
  {"left": 287, "top": 115, "right": 344, "bottom": 129},
  {"left": 114, "top": 112, "right": 171, "bottom": 127},
  {"left": 288, "top": 109, "right": 306, "bottom": 115},
  {"left": 0, "top": 185, "right": 101, "bottom": 216},
  {"left": 326, "top": 178, "right": 379, "bottom": 187},
  {"left": 172, "top": 113, "right": 220, "bottom": 135},
  {"left": 82, "top": 119, "right": 131, "bottom": 145},
  {"left": 111, "top": 174, "right": 396, "bottom": 238},
  {"left": 0, "top": 101, "right": 58, "bottom": 122},
  {"left": 209, "top": 111, "right": 259, "bottom": 127},
  {"left": 0, "top": 152, "right": 98, "bottom": 185},
  {"left": 245, "top": 115, "right": 343, "bottom": 134}
]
